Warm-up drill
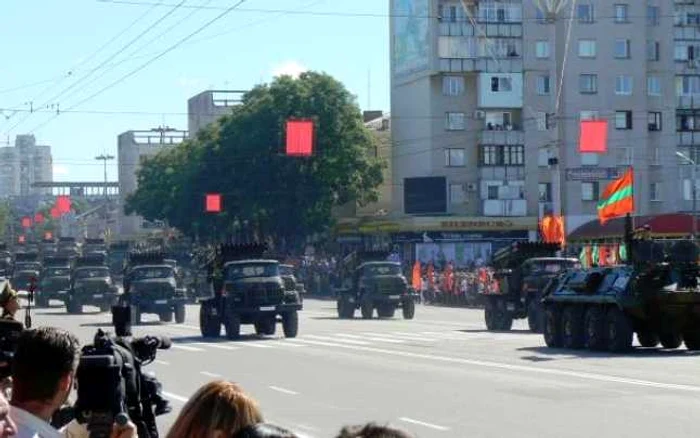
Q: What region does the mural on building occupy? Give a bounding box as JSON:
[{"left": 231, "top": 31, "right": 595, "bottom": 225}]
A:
[
  {"left": 393, "top": 0, "right": 430, "bottom": 76},
  {"left": 416, "top": 242, "right": 493, "bottom": 269}
]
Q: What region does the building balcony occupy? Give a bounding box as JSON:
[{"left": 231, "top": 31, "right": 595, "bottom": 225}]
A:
[
  {"left": 675, "top": 59, "right": 700, "bottom": 75},
  {"left": 438, "top": 22, "right": 522, "bottom": 39},
  {"left": 482, "top": 199, "right": 527, "bottom": 217},
  {"left": 539, "top": 202, "right": 553, "bottom": 218},
  {"left": 677, "top": 96, "right": 700, "bottom": 109},
  {"left": 678, "top": 131, "right": 700, "bottom": 146},
  {"left": 675, "top": 26, "right": 700, "bottom": 40},
  {"left": 479, "top": 129, "right": 524, "bottom": 145}
]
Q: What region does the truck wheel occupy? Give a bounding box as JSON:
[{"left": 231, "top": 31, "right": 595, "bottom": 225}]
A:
[
  {"left": 337, "top": 299, "right": 348, "bottom": 319},
  {"left": 361, "top": 301, "right": 374, "bottom": 319},
  {"left": 584, "top": 306, "right": 606, "bottom": 351},
  {"left": 543, "top": 305, "right": 562, "bottom": 348},
  {"left": 175, "top": 304, "right": 186, "bottom": 324},
  {"left": 67, "top": 300, "right": 83, "bottom": 315},
  {"left": 282, "top": 311, "right": 299, "bottom": 338},
  {"left": 159, "top": 311, "right": 173, "bottom": 323},
  {"left": 255, "top": 317, "right": 276, "bottom": 336},
  {"left": 377, "top": 304, "right": 396, "bottom": 318},
  {"left": 659, "top": 331, "right": 683, "bottom": 349},
  {"left": 527, "top": 300, "right": 544, "bottom": 333},
  {"left": 606, "top": 307, "right": 633, "bottom": 352},
  {"left": 485, "top": 298, "right": 498, "bottom": 331},
  {"left": 225, "top": 314, "right": 242, "bottom": 340},
  {"left": 683, "top": 330, "right": 700, "bottom": 350},
  {"left": 199, "top": 304, "right": 220, "bottom": 338},
  {"left": 637, "top": 330, "right": 660, "bottom": 348},
  {"left": 562, "top": 306, "right": 585, "bottom": 349},
  {"left": 402, "top": 300, "right": 415, "bottom": 320}
]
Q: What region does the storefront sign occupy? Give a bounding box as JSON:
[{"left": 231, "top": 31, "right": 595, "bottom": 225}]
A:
[{"left": 565, "top": 167, "right": 621, "bottom": 181}]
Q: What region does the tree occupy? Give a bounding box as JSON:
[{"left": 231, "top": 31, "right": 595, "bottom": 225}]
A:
[
  {"left": 126, "top": 72, "right": 384, "bottom": 248},
  {"left": 0, "top": 202, "right": 9, "bottom": 241}
]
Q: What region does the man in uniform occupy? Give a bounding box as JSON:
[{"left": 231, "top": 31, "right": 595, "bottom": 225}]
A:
[{"left": 0, "top": 281, "right": 19, "bottom": 321}]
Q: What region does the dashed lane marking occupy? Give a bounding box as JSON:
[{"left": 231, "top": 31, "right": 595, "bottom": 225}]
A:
[
  {"left": 399, "top": 417, "right": 450, "bottom": 432},
  {"left": 337, "top": 333, "right": 406, "bottom": 344},
  {"left": 192, "top": 342, "right": 241, "bottom": 351},
  {"left": 269, "top": 385, "right": 299, "bottom": 395},
  {"left": 163, "top": 392, "right": 189, "bottom": 403},
  {"left": 200, "top": 371, "right": 222, "bottom": 378},
  {"left": 172, "top": 344, "right": 205, "bottom": 352},
  {"left": 304, "top": 335, "right": 372, "bottom": 346},
  {"left": 154, "top": 360, "right": 170, "bottom": 366}
]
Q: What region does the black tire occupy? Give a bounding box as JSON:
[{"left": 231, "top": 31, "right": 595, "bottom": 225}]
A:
[
  {"left": 361, "top": 301, "right": 373, "bottom": 319},
  {"left": 527, "top": 300, "right": 544, "bottom": 333},
  {"left": 659, "top": 331, "right": 683, "bottom": 349},
  {"left": 225, "top": 313, "right": 241, "bottom": 340},
  {"left": 606, "top": 307, "right": 633, "bottom": 353},
  {"left": 402, "top": 300, "right": 415, "bottom": 320},
  {"left": 199, "top": 304, "right": 220, "bottom": 338},
  {"left": 485, "top": 298, "right": 498, "bottom": 331},
  {"left": 282, "top": 311, "right": 299, "bottom": 338},
  {"left": 683, "top": 330, "right": 700, "bottom": 350},
  {"left": 377, "top": 305, "right": 396, "bottom": 318},
  {"left": 561, "top": 306, "right": 585, "bottom": 349},
  {"left": 337, "top": 299, "right": 354, "bottom": 319},
  {"left": 543, "top": 305, "right": 562, "bottom": 348},
  {"left": 255, "top": 317, "right": 277, "bottom": 336},
  {"left": 637, "top": 330, "right": 660, "bottom": 348},
  {"left": 159, "top": 311, "right": 173, "bottom": 323},
  {"left": 584, "top": 306, "right": 607, "bottom": 351},
  {"left": 175, "top": 304, "right": 186, "bottom": 324},
  {"left": 485, "top": 298, "right": 513, "bottom": 331}
]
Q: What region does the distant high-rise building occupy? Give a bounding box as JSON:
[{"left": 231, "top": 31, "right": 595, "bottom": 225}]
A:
[
  {"left": 2, "top": 135, "right": 53, "bottom": 198},
  {"left": 187, "top": 90, "right": 245, "bottom": 138},
  {"left": 0, "top": 147, "right": 20, "bottom": 198}
]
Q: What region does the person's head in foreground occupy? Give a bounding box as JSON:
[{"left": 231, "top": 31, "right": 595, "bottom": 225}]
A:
[
  {"left": 234, "top": 423, "right": 298, "bottom": 438},
  {"left": 336, "top": 423, "right": 415, "bottom": 438},
  {"left": 166, "top": 380, "right": 263, "bottom": 438}
]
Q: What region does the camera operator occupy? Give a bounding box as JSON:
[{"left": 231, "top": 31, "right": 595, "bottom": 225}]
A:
[
  {"left": 0, "top": 282, "right": 19, "bottom": 322},
  {"left": 10, "top": 327, "right": 136, "bottom": 438}
]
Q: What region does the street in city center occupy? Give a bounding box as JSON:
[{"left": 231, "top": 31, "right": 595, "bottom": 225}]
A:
[{"left": 28, "top": 298, "right": 700, "bottom": 438}]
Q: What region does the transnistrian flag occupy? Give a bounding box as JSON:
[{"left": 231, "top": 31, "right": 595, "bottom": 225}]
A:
[{"left": 597, "top": 167, "right": 635, "bottom": 225}]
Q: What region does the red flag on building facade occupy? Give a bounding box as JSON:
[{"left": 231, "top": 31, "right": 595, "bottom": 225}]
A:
[
  {"left": 205, "top": 194, "right": 222, "bottom": 213},
  {"left": 285, "top": 119, "right": 314, "bottom": 157}
]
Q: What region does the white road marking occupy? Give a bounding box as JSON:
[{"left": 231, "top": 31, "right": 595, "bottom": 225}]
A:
[
  {"left": 267, "top": 340, "right": 307, "bottom": 348},
  {"left": 305, "top": 335, "right": 371, "bottom": 346},
  {"left": 243, "top": 342, "right": 276, "bottom": 349},
  {"left": 338, "top": 333, "right": 405, "bottom": 344},
  {"left": 292, "top": 339, "right": 348, "bottom": 348},
  {"left": 154, "top": 360, "right": 170, "bottom": 366},
  {"left": 399, "top": 417, "right": 450, "bottom": 431},
  {"left": 200, "top": 371, "right": 221, "bottom": 378},
  {"left": 269, "top": 385, "right": 299, "bottom": 395},
  {"left": 389, "top": 332, "right": 437, "bottom": 342},
  {"left": 172, "top": 344, "right": 205, "bottom": 352},
  {"left": 163, "top": 391, "right": 189, "bottom": 403},
  {"left": 193, "top": 342, "right": 240, "bottom": 351}
]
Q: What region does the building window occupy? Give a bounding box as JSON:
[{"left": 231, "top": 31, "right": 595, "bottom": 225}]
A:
[
  {"left": 445, "top": 148, "right": 466, "bottom": 167},
  {"left": 536, "top": 112, "right": 548, "bottom": 131},
  {"left": 445, "top": 112, "right": 466, "bottom": 130},
  {"left": 615, "top": 75, "right": 633, "bottom": 95},
  {"left": 647, "top": 6, "right": 659, "bottom": 26},
  {"left": 650, "top": 183, "right": 661, "bottom": 201},
  {"left": 677, "top": 110, "right": 700, "bottom": 131},
  {"left": 490, "top": 76, "right": 513, "bottom": 92},
  {"left": 539, "top": 183, "right": 552, "bottom": 201},
  {"left": 479, "top": 145, "right": 525, "bottom": 166},
  {"left": 442, "top": 76, "right": 465, "bottom": 96},
  {"left": 614, "top": 39, "right": 631, "bottom": 59},
  {"left": 614, "top": 4, "right": 629, "bottom": 23},
  {"left": 580, "top": 110, "right": 599, "bottom": 121},
  {"left": 503, "top": 145, "right": 525, "bottom": 166},
  {"left": 615, "top": 111, "right": 633, "bottom": 129},
  {"left": 647, "top": 76, "right": 661, "bottom": 96},
  {"left": 581, "top": 182, "right": 599, "bottom": 201},
  {"left": 648, "top": 112, "right": 662, "bottom": 131},
  {"left": 676, "top": 76, "right": 700, "bottom": 96},
  {"left": 617, "top": 147, "right": 633, "bottom": 166},
  {"left": 651, "top": 148, "right": 661, "bottom": 165},
  {"left": 439, "top": 4, "right": 464, "bottom": 22},
  {"left": 578, "top": 40, "right": 597, "bottom": 58},
  {"left": 646, "top": 40, "right": 660, "bottom": 61},
  {"left": 487, "top": 185, "right": 499, "bottom": 200},
  {"left": 481, "top": 145, "right": 498, "bottom": 166},
  {"left": 538, "top": 148, "right": 549, "bottom": 166},
  {"left": 535, "top": 7, "right": 546, "bottom": 23},
  {"left": 536, "top": 75, "right": 550, "bottom": 95},
  {"left": 684, "top": 180, "right": 700, "bottom": 201},
  {"left": 577, "top": 3, "right": 594, "bottom": 23},
  {"left": 450, "top": 184, "right": 466, "bottom": 204},
  {"left": 579, "top": 74, "right": 598, "bottom": 94},
  {"left": 536, "top": 40, "right": 550, "bottom": 58},
  {"left": 581, "top": 153, "right": 599, "bottom": 166}
]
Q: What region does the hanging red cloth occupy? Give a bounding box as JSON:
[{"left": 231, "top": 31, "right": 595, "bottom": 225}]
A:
[{"left": 412, "top": 261, "right": 422, "bottom": 291}]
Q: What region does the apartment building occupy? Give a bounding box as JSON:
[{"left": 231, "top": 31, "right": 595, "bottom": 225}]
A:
[
  {"left": 187, "top": 90, "right": 245, "bottom": 138},
  {"left": 1, "top": 135, "right": 53, "bottom": 198},
  {"left": 390, "top": 0, "right": 688, "bottom": 240}
]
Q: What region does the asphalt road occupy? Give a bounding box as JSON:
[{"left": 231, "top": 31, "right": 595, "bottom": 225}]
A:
[{"left": 22, "top": 298, "right": 700, "bottom": 438}]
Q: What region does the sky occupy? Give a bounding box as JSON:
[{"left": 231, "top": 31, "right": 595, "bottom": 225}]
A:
[{"left": 0, "top": 0, "right": 390, "bottom": 183}]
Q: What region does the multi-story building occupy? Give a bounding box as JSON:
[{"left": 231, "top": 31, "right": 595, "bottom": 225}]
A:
[
  {"left": 388, "top": 0, "right": 691, "bottom": 262},
  {"left": 4, "top": 135, "right": 54, "bottom": 197},
  {"left": 117, "top": 128, "right": 188, "bottom": 237},
  {"left": 187, "top": 90, "right": 245, "bottom": 138},
  {"left": 0, "top": 147, "right": 20, "bottom": 198}
]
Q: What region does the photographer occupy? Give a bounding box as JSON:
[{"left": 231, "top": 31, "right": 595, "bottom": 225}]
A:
[{"left": 10, "top": 327, "right": 136, "bottom": 438}]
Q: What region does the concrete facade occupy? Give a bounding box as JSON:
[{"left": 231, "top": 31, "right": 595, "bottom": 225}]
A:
[
  {"left": 187, "top": 90, "right": 245, "bottom": 138},
  {"left": 0, "top": 147, "right": 20, "bottom": 198},
  {"left": 390, "top": 0, "right": 697, "bottom": 234},
  {"left": 2, "top": 135, "right": 53, "bottom": 198}
]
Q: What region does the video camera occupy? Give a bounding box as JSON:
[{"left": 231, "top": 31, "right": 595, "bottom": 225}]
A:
[
  {"left": 69, "top": 305, "right": 172, "bottom": 438},
  {"left": 0, "top": 319, "right": 23, "bottom": 380}
]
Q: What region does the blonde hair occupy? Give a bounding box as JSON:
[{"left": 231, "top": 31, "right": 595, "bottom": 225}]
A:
[{"left": 166, "top": 381, "right": 263, "bottom": 438}]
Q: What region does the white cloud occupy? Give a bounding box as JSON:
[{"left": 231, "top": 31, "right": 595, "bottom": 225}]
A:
[
  {"left": 272, "top": 61, "right": 308, "bottom": 79},
  {"left": 53, "top": 164, "right": 69, "bottom": 176}
]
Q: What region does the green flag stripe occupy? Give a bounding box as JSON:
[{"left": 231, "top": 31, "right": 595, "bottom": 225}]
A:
[{"left": 597, "top": 185, "right": 633, "bottom": 210}]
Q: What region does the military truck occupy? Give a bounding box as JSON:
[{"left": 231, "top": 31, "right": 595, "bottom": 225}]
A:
[
  {"left": 57, "top": 237, "right": 80, "bottom": 259},
  {"left": 66, "top": 254, "right": 117, "bottom": 313},
  {"left": 108, "top": 241, "right": 130, "bottom": 282},
  {"left": 542, "top": 235, "right": 700, "bottom": 352},
  {"left": 335, "top": 251, "right": 417, "bottom": 320},
  {"left": 280, "top": 264, "right": 305, "bottom": 304},
  {"left": 11, "top": 252, "right": 42, "bottom": 292},
  {"left": 199, "top": 244, "right": 302, "bottom": 340},
  {"left": 122, "top": 250, "right": 187, "bottom": 324},
  {"left": 83, "top": 238, "right": 107, "bottom": 254},
  {"left": 37, "top": 256, "right": 72, "bottom": 307}
]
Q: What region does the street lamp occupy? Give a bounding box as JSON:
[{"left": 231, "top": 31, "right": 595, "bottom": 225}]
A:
[{"left": 676, "top": 151, "right": 697, "bottom": 241}]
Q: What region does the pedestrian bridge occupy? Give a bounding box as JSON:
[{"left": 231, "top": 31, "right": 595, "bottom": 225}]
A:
[{"left": 31, "top": 181, "right": 119, "bottom": 199}]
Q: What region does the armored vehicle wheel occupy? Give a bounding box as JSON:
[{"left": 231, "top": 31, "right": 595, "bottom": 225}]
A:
[
  {"left": 361, "top": 301, "right": 374, "bottom": 319},
  {"left": 225, "top": 314, "right": 242, "bottom": 340},
  {"left": 659, "top": 331, "right": 683, "bottom": 349},
  {"left": 159, "top": 311, "right": 173, "bottom": 323},
  {"left": 543, "top": 305, "right": 562, "bottom": 348},
  {"left": 337, "top": 298, "right": 355, "bottom": 319},
  {"left": 527, "top": 300, "right": 544, "bottom": 333},
  {"left": 637, "top": 330, "right": 660, "bottom": 348},
  {"left": 561, "top": 306, "right": 585, "bottom": 349},
  {"left": 255, "top": 317, "right": 277, "bottom": 336},
  {"left": 584, "top": 306, "right": 607, "bottom": 351},
  {"left": 377, "top": 305, "right": 395, "bottom": 318},
  {"left": 175, "top": 304, "right": 186, "bottom": 324},
  {"left": 402, "top": 299, "right": 415, "bottom": 320},
  {"left": 282, "top": 311, "right": 299, "bottom": 338},
  {"left": 683, "top": 330, "right": 700, "bottom": 350},
  {"left": 606, "top": 307, "right": 633, "bottom": 352},
  {"left": 485, "top": 298, "right": 512, "bottom": 331},
  {"left": 199, "top": 304, "right": 220, "bottom": 338}
]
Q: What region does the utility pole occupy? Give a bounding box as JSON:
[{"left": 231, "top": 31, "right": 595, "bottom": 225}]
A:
[{"left": 95, "top": 154, "right": 114, "bottom": 240}]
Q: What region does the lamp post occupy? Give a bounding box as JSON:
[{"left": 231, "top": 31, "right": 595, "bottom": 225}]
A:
[{"left": 676, "top": 151, "right": 697, "bottom": 241}]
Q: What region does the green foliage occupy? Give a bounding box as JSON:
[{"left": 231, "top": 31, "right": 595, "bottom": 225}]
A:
[
  {"left": 126, "top": 72, "right": 384, "bottom": 245},
  {"left": 0, "top": 202, "right": 9, "bottom": 241}
]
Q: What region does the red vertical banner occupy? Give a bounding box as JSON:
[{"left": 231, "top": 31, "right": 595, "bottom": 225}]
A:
[
  {"left": 579, "top": 120, "right": 608, "bottom": 153},
  {"left": 285, "top": 119, "right": 314, "bottom": 157},
  {"left": 205, "top": 194, "right": 222, "bottom": 213},
  {"left": 56, "top": 195, "right": 71, "bottom": 214},
  {"left": 21, "top": 217, "right": 32, "bottom": 228},
  {"left": 18, "top": 235, "right": 25, "bottom": 244},
  {"left": 34, "top": 213, "right": 45, "bottom": 224},
  {"left": 50, "top": 207, "right": 61, "bottom": 219}
]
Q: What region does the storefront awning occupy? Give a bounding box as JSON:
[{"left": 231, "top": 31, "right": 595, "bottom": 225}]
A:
[{"left": 568, "top": 213, "right": 698, "bottom": 242}]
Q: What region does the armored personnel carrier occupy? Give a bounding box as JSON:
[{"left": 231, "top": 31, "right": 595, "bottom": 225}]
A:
[
  {"left": 483, "top": 242, "right": 579, "bottom": 332},
  {"left": 543, "top": 229, "right": 700, "bottom": 352}
]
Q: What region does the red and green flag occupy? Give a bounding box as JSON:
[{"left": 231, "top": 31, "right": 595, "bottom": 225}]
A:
[{"left": 597, "top": 167, "right": 635, "bottom": 225}]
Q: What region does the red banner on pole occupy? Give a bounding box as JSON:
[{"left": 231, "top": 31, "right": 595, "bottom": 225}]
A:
[
  {"left": 285, "top": 119, "right": 314, "bottom": 157},
  {"left": 21, "top": 217, "right": 32, "bottom": 228},
  {"left": 56, "top": 195, "right": 71, "bottom": 214},
  {"left": 50, "top": 207, "right": 61, "bottom": 219},
  {"left": 579, "top": 120, "right": 608, "bottom": 154},
  {"left": 205, "top": 194, "right": 222, "bottom": 213},
  {"left": 34, "top": 213, "right": 45, "bottom": 224}
]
